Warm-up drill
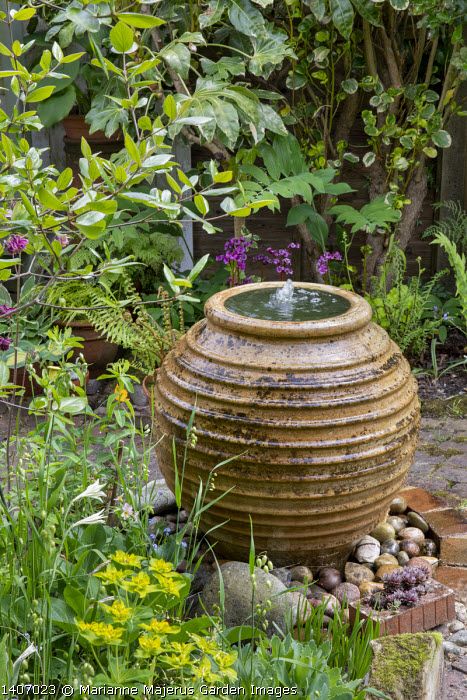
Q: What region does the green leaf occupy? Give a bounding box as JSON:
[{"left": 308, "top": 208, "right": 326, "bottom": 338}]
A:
[
  {"left": 117, "top": 13, "right": 165, "bottom": 28},
  {"left": 432, "top": 130, "right": 452, "bottom": 148},
  {"left": 160, "top": 43, "right": 191, "bottom": 81},
  {"left": 200, "top": 0, "right": 225, "bottom": 29},
  {"left": 188, "top": 254, "right": 210, "bottom": 282},
  {"left": 286, "top": 204, "right": 317, "bottom": 227},
  {"left": 214, "top": 171, "right": 233, "bottom": 183},
  {"left": 27, "top": 85, "right": 56, "bottom": 103},
  {"left": 363, "top": 151, "right": 376, "bottom": 167},
  {"left": 163, "top": 94, "right": 177, "bottom": 120},
  {"left": 229, "top": 0, "right": 264, "bottom": 37},
  {"left": 330, "top": 0, "right": 355, "bottom": 39},
  {"left": 306, "top": 211, "right": 329, "bottom": 248},
  {"left": 124, "top": 132, "right": 141, "bottom": 165},
  {"left": 194, "top": 194, "right": 209, "bottom": 215},
  {"left": 76, "top": 210, "right": 106, "bottom": 227},
  {"left": 109, "top": 22, "right": 135, "bottom": 54},
  {"left": 36, "top": 84, "right": 76, "bottom": 128},
  {"left": 304, "top": 0, "right": 326, "bottom": 21},
  {"left": 351, "top": 0, "right": 382, "bottom": 26},
  {"left": 341, "top": 78, "right": 359, "bottom": 94},
  {"left": 389, "top": 0, "right": 409, "bottom": 9},
  {"left": 423, "top": 146, "right": 437, "bottom": 158},
  {"left": 13, "top": 7, "right": 36, "bottom": 21}
]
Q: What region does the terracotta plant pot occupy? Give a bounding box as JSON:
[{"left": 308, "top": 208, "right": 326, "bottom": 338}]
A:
[
  {"left": 65, "top": 320, "right": 119, "bottom": 375},
  {"left": 63, "top": 115, "right": 123, "bottom": 185},
  {"left": 153, "top": 282, "right": 420, "bottom": 568}
]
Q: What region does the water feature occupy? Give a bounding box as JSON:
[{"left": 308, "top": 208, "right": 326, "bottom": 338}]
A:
[{"left": 224, "top": 279, "right": 351, "bottom": 322}]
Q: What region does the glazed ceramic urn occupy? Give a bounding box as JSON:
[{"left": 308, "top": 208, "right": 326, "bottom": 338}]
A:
[{"left": 154, "top": 282, "right": 420, "bottom": 568}]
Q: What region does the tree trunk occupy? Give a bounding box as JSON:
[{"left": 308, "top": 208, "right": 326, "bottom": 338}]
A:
[{"left": 292, "top": 197, "right": 324, "bottom": 282}]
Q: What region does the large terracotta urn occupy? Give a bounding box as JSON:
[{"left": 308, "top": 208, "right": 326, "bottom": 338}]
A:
[{"left": 154, "top": 282, "right": 420, "bottom": 568}]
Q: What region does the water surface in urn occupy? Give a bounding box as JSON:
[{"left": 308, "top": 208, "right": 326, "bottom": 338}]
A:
[{"left": 224, "top": 283, "right": 351, "bottom": 322}]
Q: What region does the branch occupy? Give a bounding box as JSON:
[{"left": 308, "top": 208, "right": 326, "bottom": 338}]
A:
[
  {"left": 363, "top": 21, "right": 378, "bottom": 79},
  {"left": 379, "top": 26, "right": 402, "bottom": 88}
]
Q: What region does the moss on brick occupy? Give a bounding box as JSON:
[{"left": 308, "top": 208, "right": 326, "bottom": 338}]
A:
[{"left": 369, "top": 632, "right": 442, "bottom": 698}]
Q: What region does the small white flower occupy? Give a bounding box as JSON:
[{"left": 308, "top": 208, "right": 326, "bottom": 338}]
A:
[
  {"left": 121, "top": 503, "right": 134, "bottom": 520},
  {"left": 72, "top": 481, "right": 107, "bottom": 504},
  {"left": 72, "top": 509, "right": 106, "bottom": 528}
]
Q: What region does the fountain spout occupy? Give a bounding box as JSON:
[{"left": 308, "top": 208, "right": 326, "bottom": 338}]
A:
[{"left": 273, "top": 278, "right": 294, "bottom": 304}]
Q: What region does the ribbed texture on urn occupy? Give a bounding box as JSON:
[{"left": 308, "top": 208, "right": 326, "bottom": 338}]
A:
[{"left": 154, "top": 283, "right": 420, "bottom": 569}]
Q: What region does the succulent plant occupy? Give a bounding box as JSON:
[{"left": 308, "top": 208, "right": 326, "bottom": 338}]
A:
[{"left": 366, "top": 566, "right": 430, "bottom": 610}]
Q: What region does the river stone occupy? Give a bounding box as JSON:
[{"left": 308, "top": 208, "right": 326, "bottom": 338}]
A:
[
  {"left": 271, "top": 567, "right": 293, "bottom": 586},
  {"left": 448, "top": 620, "right": 465, "bottom": 633},
  {"left": 375, "top": 564, "right": 402, "bottom": 581},
  {"left": 308, "top": 593, "right": 339, "bottom": 617},
  {"left": 318, "top": 567, "right": 342, "bottom": 591},
  {"left": 354, "top": 535, "right": 381, "bottom": 564},
  {"left": 359, "top": 581, "right": 384, "bottom": 596},
  {"left": 400, "top": 539, "right": 420, "bottom": 557},
  {"left": 386, "top": 516, "right": 407, "bottom": 533},
  {"left": 399, "top": 527, "right": 425, "bottom": 543},
  {"left": 450, "top": 630, "right": 467, "bottom": 647},
  {"left": 290, "top": 565, "right": 313, "bottom": 584},
  {"left": 397, "top": 551, "right": 410, "bottom": 566},
  {"left": 198, "top": 562, "right": 310, "bottom": 636},
  {"left": 422, "top": 539, "right": 437, "bottom": 557},
  {"left": 380, "top": 539, "right": 400, "bottom": 556},
  {"left": 455, "top": 602, "right": 467, "bottom": 625},
  {"left": 406, "top": 558, "right": 433, "bottom": 577},
  {"left": 419, "top": 556, "right": 439, "bottom": 570},
  {"left": 333, "top": 582, "right": 360, "bottom": 604},
  {"left": 137, "top": 480, "right": 177, "bottom": 514},
  {"left": 307, "top": 583, "right": 328, "bottom": 600},
  {"left": 345, "top": 562, "right": 375, "bottom": 586},
  {"left": 375, "top": 554, "right": 399, "bottom": 568},
  {"left": 443, "top": 641, "right": 463, "bottom": 656},
  {"left": 407, "top": 511, "right": 429, "bottom": 533},
  {"left": 371, "top": 522, "right": 396, "bottom": 543},
  {"left": 389, "top": 496, "right": 407, "bottom": 514}
]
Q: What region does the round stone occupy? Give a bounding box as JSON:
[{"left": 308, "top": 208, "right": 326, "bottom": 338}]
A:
[
  {"left": 354, "top": 535, "right": 381, "bottom": 564},
  {"left": 419, "top": 556, "right": 439, "bottom": 570},
  {"left": 375, "top": 554, "right": 399, "bottom": 568},
  {"left": 290, "top": 565, "right": 313, "bottom": 584},
  {"left": 406, "top": 557, "right": 432, "bottom": 577},
  {"left": 380, "top": 539, "right": 400, "bottom": 556},
  {"left": 406, "top": 511, "right": 429, "bottom": 533},
  {"left": 397, "top": 551, "right": 410, "bottom": 566},
  {"left": 422, "top": 539, "right": 438, "bottom": 557},
  {"left": 307, "top": 583, "right": 328, "bottom": 600},
  {"left": 333, "top": 582, "right": 360, "bottom": 604},
  {"left": 359, "top": 581, "right": 385, "bottom": 597},
  {"left": 345, "top": 562, "right": 375, "bottom": 586},
  {"left": 318, "top": 567, "right": 342, "bottom": 591},
  {"left": 399, "top": 527, "right": 425, "bottom": 543},
  {"left": 386, "top": 516, "right": 407, "bottom": 533},
  {"left": 371, "top": 522, "right": 396, "bottom": 543},
  {"left": 399, "top": 539, "right": 420, "bottom": 557},
  {"left": 449, "top": 621, "right": 465, "bottom": 633},
  {"left": 375, "top": 564, "right": 402, "bottom": 581},
  {"left": 389, "top": 496, "right": 407, "bottom": 515}
]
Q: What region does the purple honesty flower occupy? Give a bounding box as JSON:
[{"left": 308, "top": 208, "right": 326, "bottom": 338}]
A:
[
  {"left": 255, "top": 242, "right": 300, "bottom": 279},
  {"left": 316, "top": 250, "right": 343, "bottom": 276},
  {"left": 217, "top": 236, "right": 255, "bottom": 286},
  {"left": 0, "top": 305, "right": 14, "bottom": 317},
  {"left": 0, "top": 336, "right": 12, "bottom": 351},
  {"left": 5, "top": 235, "right": 28, "bottom": 255},
  {"left": 163, "top": 527, "right": 172, "bottom": 536},
  {"left": 55, "top": 234, "right": 70, "bottom": 248}
]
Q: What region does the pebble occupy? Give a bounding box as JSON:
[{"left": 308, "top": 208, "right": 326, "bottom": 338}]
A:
[
  {"left": 354, "top": 535, "right": 381, "bottom": 564},
  {"left": 307, "top": 583, "right": 328, "bottom": 600},
  {"left": 399, "top": 539, "right": 420, "bottom": 557},
  {"left": 322, "top": 594, "right": 340, "bottom": 617},
  {"left": 449, "top": 620, "right": 465, "bottom": 633},
  {"left": 399, "top": 527, "right": 425, "bottom": 543},
  {"left": 450, "top": 630, "right": 467, "bottom": 647},
  {"left": 359, "top": 581, "right": 384, "bottom": 596},
  {"left": 178, "top": 509, "right": 189, "bottom": 524},
  {"left": 455, "top": 602, "right": 467, "bottom": 625},
  {"left": 290, "top": 565, "right": 313, "bottom": 584},
  {"left": 422, "top": 539, "right": 438, "bottom": 557},
  {"left": 397, "top": 551, "right": 410, "bottom": 566},
  {"left": 374, "top": 554, "right": 399, "bottom": 568},
  {"left": 418, "top": 556, "right": 439, "bottom": 569},
  {"left": 375, "top": 564, "right": 402, "bottom": 581},
  {"left": 290, "top": 580, "right": 308, "bottom": 590},
  {"left": 86, "top": 379, "right": 100, "bottom": 395},
  {"left": 380, "top": 539, "right": 400, "bottom": 556},
  {"left": 386, "top": 516, "right": 407, "bottom": 533},
  {"left": 406, "top": 557, "right": 433, "bottom": 577},
  {"left": 344, "top": 562, "right": 375, "bottom": 586},
  {"left": 332, "top": 582, "right": 360, "bottom": 604},
  {"left": 318, "top": 567, "right": 342, "bottom": 591},
  {"left": 371, "top": 522, "right": 396, "bottom": 543},
  {"left": 406, "top": 511, "right": 429, "bottom": 533},
  {"left": 130, "top": 384, "right": 148, "bottom": 408},
  {"left": 389, "top": 496, "right": 407, "bottom": 514},
  {"left": 271, "top": 567, "right": 293, "bottom": 587},
  {"left": 443, "top": 641, "right": 463, "bottom": 656}
]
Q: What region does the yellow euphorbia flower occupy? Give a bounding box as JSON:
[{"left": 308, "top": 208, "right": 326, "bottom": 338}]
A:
[
  {"left": 148, "top": 558, "right": 174, "bottom": 575},
  {"left": 138, "top": 634, "right": 163, "bottom": 656},
  {"left": 95, "top": 565, "right": 132, "bottom": 585},
  {"left": 101, "top": 599, "right": 133, "bottom": 623},
  {"left": 214, "top": 650, "right": 238, "bottom": 682},
  {"left": 139, "top": 619, "right": 180, "bottom": 634},
  {"left": 191, "top": 656, "right": 221, "bottom": 684},
  {"left": 190, "top": 634, "right": 221, "bottom": 656},
  {"left": 156, "top": 575, "right": 184, "bottom": 597},
  {"left": 111, "top": 551, "right": 143, "bottom": 568},
  {"left": 160, "top": 642, "right": 195, "bottom": 668},
  {"left": 77, "top": 620, "right": 123, "bottom": 645},
  {"left": 121, "top": 572, "right": 158, "bottom": 598}
]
